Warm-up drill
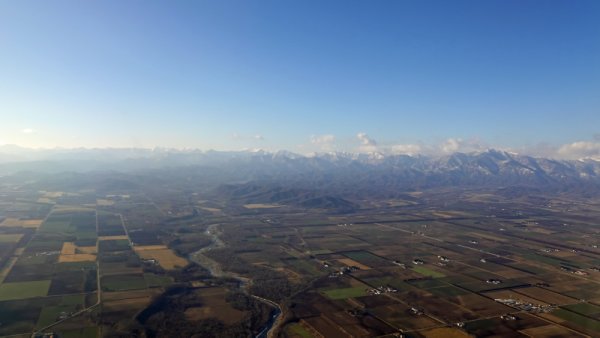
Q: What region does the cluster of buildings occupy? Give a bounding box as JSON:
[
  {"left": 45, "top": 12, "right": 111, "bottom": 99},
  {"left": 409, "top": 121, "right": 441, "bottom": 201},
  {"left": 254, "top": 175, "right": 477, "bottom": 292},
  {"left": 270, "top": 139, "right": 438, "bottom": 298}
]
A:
[
  {"left": 437, "top": 255, "right": 450, "bottom": 262},
  {"left": 367, "top": 285, "right": 398, "bottom": 295},
  {"left": 486, "top": 278, "right": 502, "bottom": 285},
  {"left": 500, "top": 314, "right": 517, "bottom": 321},
  {"left": 142, "top": 258, "right": 158, "bottom": 265},
  {"left": 409, "top": 307, "right": 424, "bottom": 315},
  {"left": 494, "top": 298, "right": 555, "bottom": 313},
  {"left": 327, "top": 265, "right": 360, "bottom": 278},
  {"left": 35, "top": 251, "right": 60, "bottom": 257},
  {"left": 560, "top": 265, "right": 589, "bottom": 276},
  {"left": 393, "top": 260, "right": 406, "bottom": 268}
]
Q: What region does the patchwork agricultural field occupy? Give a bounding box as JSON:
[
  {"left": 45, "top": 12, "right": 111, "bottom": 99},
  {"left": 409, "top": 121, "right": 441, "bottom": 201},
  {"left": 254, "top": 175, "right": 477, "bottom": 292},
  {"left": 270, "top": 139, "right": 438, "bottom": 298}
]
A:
[
  {"left": 1, "top": 172, "right": 600, "bottom": 338},
  {"left": 0, "top": 184, "right": 191, "bottom": 337},
  {"left": 213, "top": 192, "right": 600, "bottom": 338}
]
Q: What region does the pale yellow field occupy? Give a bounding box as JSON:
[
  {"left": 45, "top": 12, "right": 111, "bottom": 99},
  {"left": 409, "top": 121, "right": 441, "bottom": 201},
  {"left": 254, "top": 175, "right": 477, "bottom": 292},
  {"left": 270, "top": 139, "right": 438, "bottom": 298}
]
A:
[
  {"left": 0, "top": 234, "right": 23, "bottom": 243},
  {"left": 52, "top": 205, "right": 94, "bottom": 212},
  {"left": 59, "top": 242, "right": 97, "bottom": 262},
  {"left": 96, "top": 199, "right": 115, "bottom": 206},
  {"left": 0, "top": 218, "right": 22, "bottom": 227},
  {"left": 0, "top": 257, "right": 18, "bottom": 283},
  {"left": 41, "top": 191, "right": 64, "bottom": 198},
  {"left": 58, "top": 253, "right": 96, "bottom": 262},
  {"left": 61, "top": 242, "right": 77, "bottom": 255},
  {"left": 200, "top": 207, "right": 221, "bottom": 212},
  {"left": 60, "top": 242, "right": 97, "bottom": 255},
  {"left": 22, "top": 219, "right": 43, "bottom": 228},
  {"left": 337, "top": 258, "right": 371, "bottom": 270},
  {"left": 134, "top": 246, "right": 188, "bottom": 270},
  {"left": 98, "top": 235, "right": 129, "bottom": 240},
  {"left": 408, "top": 191, "right": 423, "bottom": 196},
  {"left": 1, "top": 218, "right": 43, "bottom": 228},
  {"left": 133, "top": 245, "right": 167, "bottom": 251},
  {"left": 78, "top": 246, "right": 97, "bottom": 254},
  {"left": 243, "top": 203, "right": 281, "bottom": 209}
]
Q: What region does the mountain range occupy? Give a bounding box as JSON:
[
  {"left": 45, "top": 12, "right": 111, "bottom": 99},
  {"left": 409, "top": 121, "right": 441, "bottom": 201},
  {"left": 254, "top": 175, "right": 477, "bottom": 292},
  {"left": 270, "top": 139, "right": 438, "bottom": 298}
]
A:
[{"left": 2, "top": 146, "right": 599, "bottom": 199}]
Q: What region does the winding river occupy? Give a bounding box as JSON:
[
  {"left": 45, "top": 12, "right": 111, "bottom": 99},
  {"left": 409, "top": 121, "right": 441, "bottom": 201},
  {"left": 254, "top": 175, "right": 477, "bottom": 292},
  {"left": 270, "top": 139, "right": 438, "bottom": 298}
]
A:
[{"left": 189, "top": 224, "right": 282, "bottom": 338}]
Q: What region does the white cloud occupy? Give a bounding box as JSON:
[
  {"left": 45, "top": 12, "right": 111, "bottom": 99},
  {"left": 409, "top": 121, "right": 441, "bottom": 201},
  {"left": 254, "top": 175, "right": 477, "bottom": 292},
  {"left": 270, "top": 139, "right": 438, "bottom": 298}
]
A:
[
  {"left": 440, "top": 138, "right": 461, "bottom": 153},
  {"left": 307, "top": 134, "right": 336, "bottom": 152},
  {"left": 357, "top": 132, "right": 376, "bottom": 146},
  {"left": 439, "top": 138, "right": 485, "bottom": 154},
  {"left": 557, "top": 141, "right": 600, "bottom": 159},
  {"left": 310, "top": 134, "right": 335, "bottom": 145},
  {"left": 390, "top": 143, "right": 422, "bottom": 155},
  {"left": 232, "top": 133, "right": 264, "bottom": 141},
  {"left": 22, "top": 128, "right": 35, "bottom": 134},
  {"left": 357, "top": 132, "right": 378, "bottom": 152}
]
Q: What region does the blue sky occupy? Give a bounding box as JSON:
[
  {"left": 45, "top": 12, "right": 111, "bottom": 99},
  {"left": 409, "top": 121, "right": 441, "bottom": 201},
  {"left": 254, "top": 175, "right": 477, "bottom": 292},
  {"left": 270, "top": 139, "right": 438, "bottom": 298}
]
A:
[{"left": 0, "top": 1, "right": 599, "bottom": 156}]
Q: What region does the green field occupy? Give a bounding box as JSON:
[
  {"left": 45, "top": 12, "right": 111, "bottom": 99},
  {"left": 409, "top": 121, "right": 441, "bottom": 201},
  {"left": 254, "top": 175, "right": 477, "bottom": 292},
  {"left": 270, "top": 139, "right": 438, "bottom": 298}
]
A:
[
  {"left": 15, "top": 254, "right": 49, "bottom": 265},
  {"left": 408, "top": 278, "right": 447, "bottom": 289},
  {"left": 343, "top": 251, "right": 390, "bottom": 267},
  {"left": 36, "top": 303, "right": 81, "bottom": 329},
  {"left": 0, "top": 298, "right": 55, "bottom": 335},
  {"left": 286, "top": 323, "right": 314, "bottom": 338},
  {"left": 56, "top": 261, "right": 97, "bottom": 271},
  {"left": 412, "top": 266, "right": 446, "bottom": 278},
  {"left": 562, "top": 303, "right": 600, "bottom": 316},
  {"left": 521, "top": 253, "right": 577, "bottom": 268},
  {"left": 321, "top": 286, "right": 369, "bottom": 299},
  {"left": 25, "top": 238, "right": 64, "bottom": 252},
  {"left": 56, "top": 327, "right": 99, "bottom": 338},
  {"left": 101, "top": 274, "right": 147, "bottom": 291},
  {"left": 0, "top": 280, "right": 51, "bottom": 301},
  {"left": 60, "top": 294, "right": 86, "bottom": 306},
  {"left": 99, "top": 239, "right": 131, "bottom": 252},
  {"left": 551, "top": 308, "right": 600, "bottom": 333},
  {"left": 464, "top": 318, "right": 497, "bottom": 332},
  {"left": 40, "top": 220, "right": 71, "bottom": 233},
  {"left": 364, "top": 277, "right": 413, "bottom": 291},
  {"left": 144, "top": 273, "right": 172, "bottom": 288},
  {"left": 559, "top": 283, "right": 600, "bottom": 300}
]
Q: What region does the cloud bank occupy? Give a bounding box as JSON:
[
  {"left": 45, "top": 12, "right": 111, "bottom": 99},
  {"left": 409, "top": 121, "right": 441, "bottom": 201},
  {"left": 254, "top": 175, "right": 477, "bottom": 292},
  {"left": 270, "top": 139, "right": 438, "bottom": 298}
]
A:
[
  {"left": 557, "top": 141, "right": 600, "bottom": 160},
  {"left": 310, "top": 134, "right": 336, "bottom": 151}
]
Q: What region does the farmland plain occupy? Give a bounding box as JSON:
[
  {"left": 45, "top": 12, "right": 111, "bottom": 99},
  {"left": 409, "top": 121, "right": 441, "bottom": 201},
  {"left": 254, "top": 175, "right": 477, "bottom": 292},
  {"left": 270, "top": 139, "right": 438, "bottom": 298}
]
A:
[{"left": 1, "top": 172, "right": 600, "bottom": 338}]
